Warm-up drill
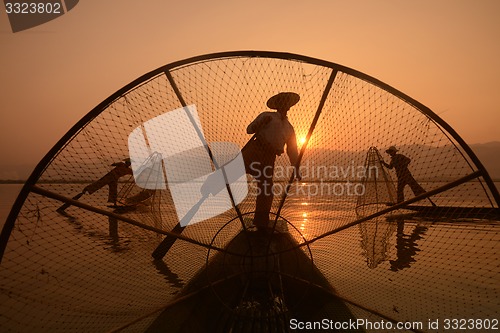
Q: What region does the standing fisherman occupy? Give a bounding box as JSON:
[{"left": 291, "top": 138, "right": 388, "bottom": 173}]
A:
[
  {"left": 381, "top": 146, "right": 427, "bottom": 203},
  {"left": 242, "top": 92, "right": 302, "bottom": 230}
]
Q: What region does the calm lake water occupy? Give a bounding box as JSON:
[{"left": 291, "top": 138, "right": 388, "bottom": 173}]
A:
[
  {"left": 0, "top": 183, "right": 23, "bottom": 231},
  {"left": 0, "top": 183, "right": 499, "bottom": 332}
]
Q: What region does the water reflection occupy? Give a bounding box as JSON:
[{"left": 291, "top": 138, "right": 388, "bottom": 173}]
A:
[
  {"left": 390, "top": 219, "right": 428, "bottom": 272},
  {"left": 101, "top": 216, "right": 132, "bottom": 253},
  {"left": 152, "top": 259, "right": 185, "bottom": 290},
  {"left": 57, "top": 211, "right": 131, "bottom": 253},
  {"left": 358, "top": 218, "right": 427, "bottom": 271},
  {"left": 358, "top": 220, "right": 396, "bottom": 268},
  {"left": 108, "top": 216, "right": 119, "bottom": 241}
]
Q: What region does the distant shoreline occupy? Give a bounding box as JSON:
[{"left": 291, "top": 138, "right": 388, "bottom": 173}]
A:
[
  {"left": 1, "top": 179, "right": 500, "bottom": 184},
  {"left": 0, "top": 180, "right": 25, "bottom": 184}
]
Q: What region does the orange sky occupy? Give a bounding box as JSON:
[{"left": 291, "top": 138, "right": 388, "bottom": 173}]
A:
[{"left": 1, "top": 0, "right": 499, "bottom": 178}]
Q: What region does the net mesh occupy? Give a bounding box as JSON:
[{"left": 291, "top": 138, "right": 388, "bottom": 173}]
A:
[
  {"left": 356, "top": 146, "right": 397, "bottom": 213},
  {"left": 1, "top": 52, "right": 498, "bottom": 332}
]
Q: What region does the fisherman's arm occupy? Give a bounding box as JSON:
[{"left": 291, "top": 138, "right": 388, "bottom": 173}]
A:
[
  {"left": 247, "top": 113, "right": 271, "bottom": 134},
  {"left": 286, "top": 131, "right": 301, "bottom": 180}
]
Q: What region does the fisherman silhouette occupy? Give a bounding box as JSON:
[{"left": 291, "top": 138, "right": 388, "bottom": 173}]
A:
[
  {"left": 381, "top": 146, "right": 426, "bottom": 203},
  {"left": 57, "top": 158, "right": 133, "bottom": 213},
  {"left": 82, "top": 158, "right": 133, "bottom": 205},
  {"left": 241, "top": 92, "right": 301, "bottom": 231}
]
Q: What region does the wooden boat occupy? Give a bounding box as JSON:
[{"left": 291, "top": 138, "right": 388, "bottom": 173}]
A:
[{"left": 404, "top": 205, "right": 500, "bottom": 220}]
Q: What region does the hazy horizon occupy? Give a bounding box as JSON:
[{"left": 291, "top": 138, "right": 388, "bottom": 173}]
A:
[{"left": 1, "top": 141, "right": 500, "bottom": 181}]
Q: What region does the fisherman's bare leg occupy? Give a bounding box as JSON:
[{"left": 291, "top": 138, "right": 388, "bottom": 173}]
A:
[
  {"left": 396, "top": 181, "right": 406, "bottom": 203},
  {"left": 407, "top": 176, "right": 425, "bottom": 197},
  {"left": 254, "top": 176, "right": 274, "bottom": 228},
  {"left": 107, "top": 180, "right": 119, "bottom": 204},
  {"left": 83, "top": 173, "right": 115, "bottom": 194}
]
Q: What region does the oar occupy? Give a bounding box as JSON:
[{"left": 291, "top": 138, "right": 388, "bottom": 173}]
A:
[
  {"left": 152, "top": 193, "right": 208, "bottom": 259},
  {"left": 56, "top": 191, "right": 85, "bottom": 213},
  {"left": 151, "top": 135, "right": 257, "bottom": 260}
]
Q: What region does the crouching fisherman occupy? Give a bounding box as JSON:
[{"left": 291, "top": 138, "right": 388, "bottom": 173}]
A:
[{"left": 57, "top": 158, "right": 132, "bottom": 213}]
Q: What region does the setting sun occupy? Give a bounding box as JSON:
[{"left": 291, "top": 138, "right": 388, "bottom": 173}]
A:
[{"left": 299, "top": 136, "right": 306, "bottom": 145}]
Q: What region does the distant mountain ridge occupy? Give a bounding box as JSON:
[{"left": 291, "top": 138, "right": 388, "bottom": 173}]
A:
[
  {"left": 1, "top": 142, "right": 499, "bottom": 181},
  {"left": 469, "top": 141, "right": 500, "bottom": 180}
]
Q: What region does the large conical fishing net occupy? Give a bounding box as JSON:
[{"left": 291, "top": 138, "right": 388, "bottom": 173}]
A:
[
  {"left": 1, "top": 51, "right": 499, "bottom": 332},
  {"left": 356, "top": 147, "right": 397, "bottom": 212}
]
